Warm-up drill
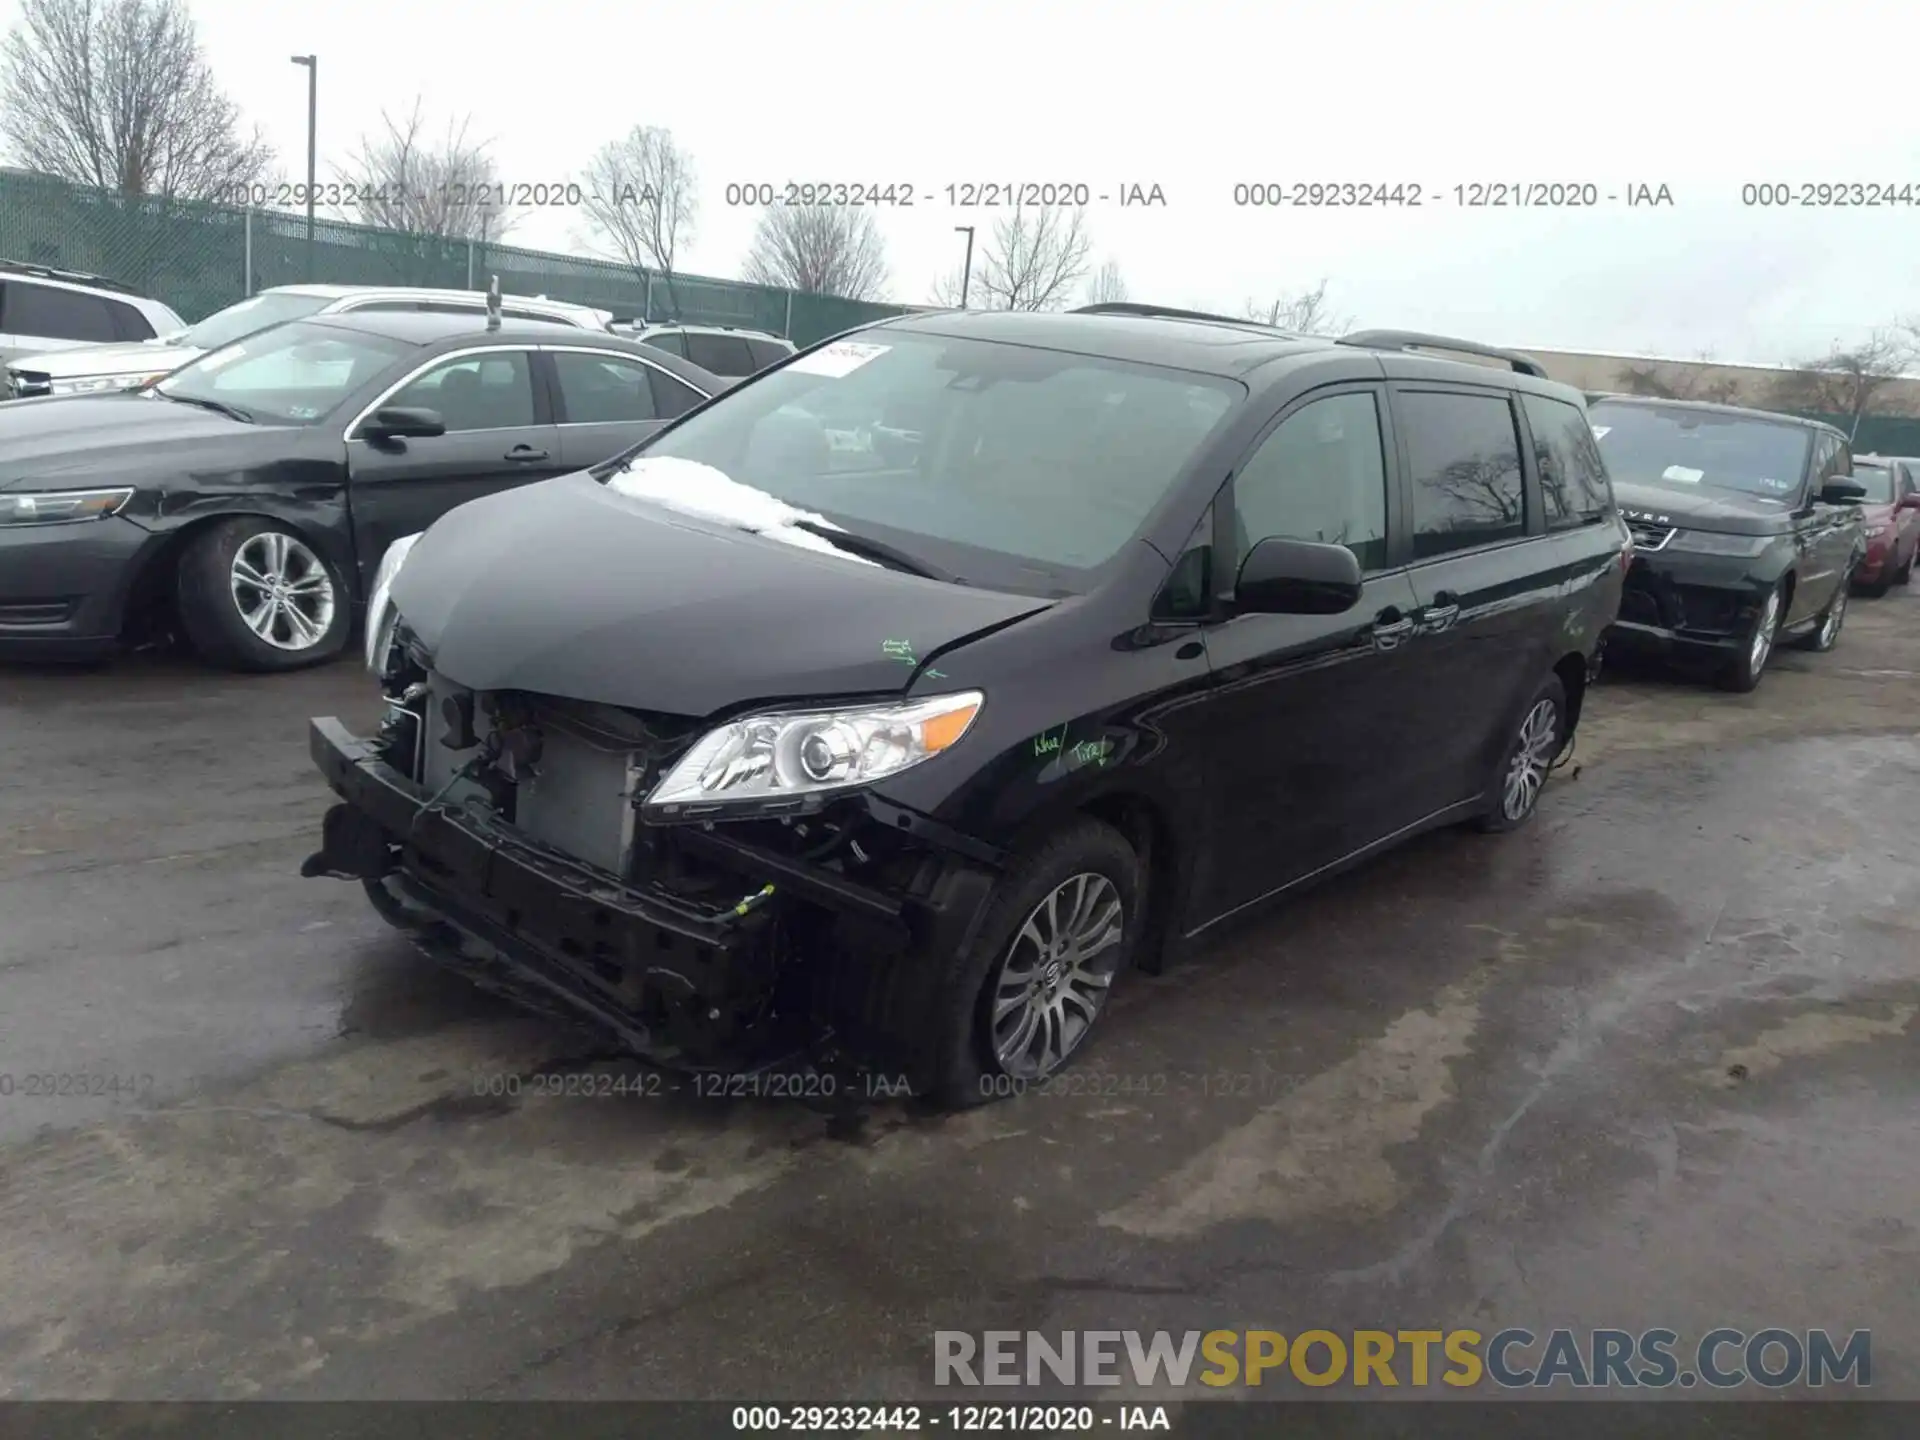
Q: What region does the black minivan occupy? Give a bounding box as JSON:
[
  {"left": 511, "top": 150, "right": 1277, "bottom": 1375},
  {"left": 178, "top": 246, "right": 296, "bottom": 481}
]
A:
[{"left": 303, "top": 307, "right": 1629, "bottom": 1106}]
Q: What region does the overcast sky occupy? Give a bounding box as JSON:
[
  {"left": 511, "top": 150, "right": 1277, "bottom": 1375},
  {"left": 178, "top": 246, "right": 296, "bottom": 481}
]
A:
[{"left": 8, "top": 0, "right": 1919, "bottom": 364}]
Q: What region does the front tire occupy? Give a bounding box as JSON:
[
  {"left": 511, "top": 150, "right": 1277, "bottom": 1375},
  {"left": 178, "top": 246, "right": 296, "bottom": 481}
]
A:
[
  {"left": 925, "top": 818, "right": 1143, "bottom": 1110},
  {"left": 1473, "top": 674, "right": 1566, "bottom": 834},
  {"left": 1716, "top": 582, "right": 1784, "bottom": 693},
  {"left": 1894, "top": 544, "right": 1914, "bottom": 586},
  {"left": 176, "top": 517, "right": 350, "bottom": 672}
]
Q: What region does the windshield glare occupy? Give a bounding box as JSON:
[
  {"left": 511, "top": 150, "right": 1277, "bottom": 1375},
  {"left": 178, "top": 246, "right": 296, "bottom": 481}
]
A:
[
  {"left": 1850, "top": 464, "right": 1895, "bottom": 503},
  {"left": 1588, "top": 402, "right": 1811, "bottom": 501},
  {"left": 155, "top": 320, "right": 411, "bottom": 424},
  {"left": 628, "top": 331, "right": 1241, "bottom": 587},
  {"left": 184, "top": 293, "right": 333, "bottom": 352}
]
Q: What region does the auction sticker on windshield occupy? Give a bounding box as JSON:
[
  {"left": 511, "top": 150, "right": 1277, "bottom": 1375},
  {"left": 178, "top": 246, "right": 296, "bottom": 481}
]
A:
[
  {"left": 1663, "top": 464, "right": 1705, "bottom": 483},
  {"left": 1590, "top": 425, "right": 1610, "bottom": 439},
  {"left": 788, "top": 341, "right": 890, "bottom": 378}
]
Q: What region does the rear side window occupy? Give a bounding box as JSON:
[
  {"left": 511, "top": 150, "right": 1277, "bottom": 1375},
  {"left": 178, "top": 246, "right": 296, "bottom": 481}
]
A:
[
  {"left": 684, "top": 332, "right": 755, "bottom": 375},
  {"left": 109, "top": 299, "right": 157, "bottom": 341},
  {"left": 552, "top": 350, "right": 657, "bottom": 424},
  {"left": 642, "top": 330, "right": 687, "bottom": 357},
  {"left": 647, "top": 367, "right": 707, "bottom": 417},
  {"left": 746, "top": 337, "right": 792, "bottom": 370},
  {"left": 1522, "top": 394, "right": 1612, "bottom": 529},
  {"left": 1400, "top": 390, "right": 1526, "bottom": 558},
  {"left": 1, "top": 281, "right": 120, "bottom": 342}
]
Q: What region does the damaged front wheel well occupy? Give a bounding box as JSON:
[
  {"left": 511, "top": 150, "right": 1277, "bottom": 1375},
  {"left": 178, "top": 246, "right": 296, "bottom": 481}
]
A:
[
  {"left": 1078, "top": 792, "right": 1178, "bottom": 974},
  {"left": 120, "top": 510, "right": 354, "bottom": 648}
]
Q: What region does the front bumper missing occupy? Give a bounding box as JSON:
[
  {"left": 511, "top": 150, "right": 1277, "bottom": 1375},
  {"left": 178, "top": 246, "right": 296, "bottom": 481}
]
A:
[{"left": 304, "top": 717, "right": 986, "bottom": 1079}]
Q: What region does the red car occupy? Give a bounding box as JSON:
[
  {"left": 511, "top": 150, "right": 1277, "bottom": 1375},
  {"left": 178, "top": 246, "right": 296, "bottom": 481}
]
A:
[{"left": 1849, "top": 455, "right": 1920, "bottom": 595}]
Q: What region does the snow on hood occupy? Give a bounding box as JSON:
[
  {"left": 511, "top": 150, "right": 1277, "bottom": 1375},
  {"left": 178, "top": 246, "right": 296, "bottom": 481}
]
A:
[{"left": 604, "top": 455, "right": 877, "bottom": 566}]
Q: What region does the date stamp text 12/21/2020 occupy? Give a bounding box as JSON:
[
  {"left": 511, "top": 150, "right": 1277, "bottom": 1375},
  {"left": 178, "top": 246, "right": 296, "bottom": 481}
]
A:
[
  {"left": 1229, "top": 180, "right": 1676, "bottom": 208},
  {"left": 212, "top": 180, "right": 665, "bottom": 211},
  {"left": 722, "top": 181, "right": 1168, "bottom": 208}
]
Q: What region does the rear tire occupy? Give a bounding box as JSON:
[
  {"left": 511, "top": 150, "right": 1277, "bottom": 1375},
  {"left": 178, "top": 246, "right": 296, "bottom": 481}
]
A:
[
  {"left": 923, "top": 818, "right": 1143, "bottom": 1110},
  {"left": 176, "top": 517, "right": 349, "bottom": 672},
  {"left": 1716, "top": 582, "right": 1783, "bottom": 692},
  {"left": 1795, "top": 581, "right": 1848, "bottom": 651},
  {"left": 1473, "top": 674, "right": 1566, "bottom": 834}
]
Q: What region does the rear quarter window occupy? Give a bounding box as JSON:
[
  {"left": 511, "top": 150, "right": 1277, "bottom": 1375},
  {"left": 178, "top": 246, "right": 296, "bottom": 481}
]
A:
[
  {"left": 1522, "top": 393, "right": 1613, "bottom": 529},
  {"left": 684, "top": 333, "right": 755, "bottom": 375}
]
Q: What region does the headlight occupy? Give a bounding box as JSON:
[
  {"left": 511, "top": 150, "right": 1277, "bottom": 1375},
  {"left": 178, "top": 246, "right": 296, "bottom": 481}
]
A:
[
  {"left": 1864, "top": 523, "right": 1888, "bottom": 537},
  {"left": 51, "top": 375, "right": 156, "bottom": 396},
  {"left": 1664, "top": 529, "right": 1772, "bottom": 557},
  {"left": 363, "top": 532, "right": 422, "bottom": 672},
  {"left": 0, "top": 487, "right": 134, "bottom": 525},
  {"left": 645, "top": 690, "right": 984, "bottom": 817}
]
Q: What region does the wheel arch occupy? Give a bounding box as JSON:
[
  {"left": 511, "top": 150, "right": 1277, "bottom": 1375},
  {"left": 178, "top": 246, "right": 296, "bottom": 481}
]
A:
[{"left": 121, "top": 505, "right": 360, "bottom": 645}]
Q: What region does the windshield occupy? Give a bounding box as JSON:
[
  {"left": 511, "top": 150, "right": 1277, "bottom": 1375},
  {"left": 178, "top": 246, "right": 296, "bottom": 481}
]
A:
[
  {"left": 1850, "top": 464, "right": 1895, "bottom": 503},
  {"left": 626, "top": 331, "right": 1242, "bottom": 590},
  {"left": 155, "top": 319, "right": 412, "bottom": 425},
  {"left": 182, "top": 292, "right": 333, "bottom": 352},
  {"left": 1588, "top": 401, "right": 1811, "bottom": 501}
]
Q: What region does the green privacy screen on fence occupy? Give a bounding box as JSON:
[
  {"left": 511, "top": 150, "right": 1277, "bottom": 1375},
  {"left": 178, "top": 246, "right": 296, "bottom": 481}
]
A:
[{"left": 0, "top": 169, "right": 913, "bottom": 346}]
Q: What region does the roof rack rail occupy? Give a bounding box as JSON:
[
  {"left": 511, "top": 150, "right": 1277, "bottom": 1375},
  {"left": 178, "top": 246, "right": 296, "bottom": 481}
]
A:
[
  {"left": 1339, "top": 329, "right": 1548, "bottom": 379},
  {"left": 1072, "top": 301, "right": 1299, "bottom": 331},
  {"left": 0, "top": 256, "right": 139, "bottom": 295}
]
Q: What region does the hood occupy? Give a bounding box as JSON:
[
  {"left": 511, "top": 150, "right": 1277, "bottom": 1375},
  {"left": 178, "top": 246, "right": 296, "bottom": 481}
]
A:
[
  {"left": 1612, "top": 478, "right": 1793, "bottom": 537},
  {"left": 391, "top": 469, "right": 1054, "bottom": 716},
  {"left": 0, "top": 392, "right": 282, "bottom": 486},
  {"left": 8, "top": 340, "right": 201, "bottom": 380}
]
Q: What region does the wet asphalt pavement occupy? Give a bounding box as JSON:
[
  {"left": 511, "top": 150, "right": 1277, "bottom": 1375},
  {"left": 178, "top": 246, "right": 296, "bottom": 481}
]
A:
[{"left": 1, "top": 591, "right": 1916, "bottom": 1405}]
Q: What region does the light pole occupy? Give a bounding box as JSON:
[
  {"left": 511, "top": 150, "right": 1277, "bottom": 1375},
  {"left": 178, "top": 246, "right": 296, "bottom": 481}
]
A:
[
  {"left": 290, "top": 55, "right": 317, "bottom": 281},
  {"left": 954, "top": 225, "right": 975, "bottom": 309}
]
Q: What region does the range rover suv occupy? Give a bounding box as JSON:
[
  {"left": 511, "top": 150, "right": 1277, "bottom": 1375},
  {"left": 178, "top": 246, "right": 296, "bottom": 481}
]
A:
[
  {"left": 303, "top": 310, "right": 1627, "bottom": 1106},
  {"left": 1588, "top": 396, "right": 1867, "bottom": 692}
]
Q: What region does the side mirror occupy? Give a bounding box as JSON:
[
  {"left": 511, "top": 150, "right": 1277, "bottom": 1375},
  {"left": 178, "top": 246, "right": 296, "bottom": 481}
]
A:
[
  {"left": 1898, "top": 492, "right": 1920, "bottom": 511},
  {"left": 361, "top": 406, "right": 445, "bottom": 442},
  {"left": 1819, "top": 478, "right": 1866, "bottom": 504},
  {"left": 1234, "top": 536, "right": 1363, "bottom": 616}
]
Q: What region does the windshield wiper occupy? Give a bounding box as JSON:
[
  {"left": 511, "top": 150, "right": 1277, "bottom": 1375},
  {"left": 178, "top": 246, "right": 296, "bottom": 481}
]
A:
[
  {"left": 162, "top": 392, "right": 254, "bottom": 424},
  {"left": 792, "top": 520, "right": 964, "bottom": 583}
]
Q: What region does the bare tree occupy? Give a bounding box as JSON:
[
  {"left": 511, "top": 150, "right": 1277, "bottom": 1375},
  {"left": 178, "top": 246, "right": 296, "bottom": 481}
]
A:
[
  {"left": 1768, "top": 330, "right": 1917, "bottom": 438},
  {"left": 337, "top": 99, "right": 515, "bottom": 242},
  {"left": 576, "top": 125, "right": 696, "bottom": 317},
  {"left": 1612, "top": 352, "right": 1744, "bottom": 404},
  {"left": 741, "top": 205, "right": 888, "bottom": 301},
  {"left": 0, "top": 0, "right": 272, "bottom": 201},
  {"left": 1242, "top": 280, "right": 1348, "bottom": 335},
  {"left": 967, "top": 204, "right": 1093, "bottom": 311},
  {"left": 1082, "top": 257, "right": 1128, "bottom": 305}
]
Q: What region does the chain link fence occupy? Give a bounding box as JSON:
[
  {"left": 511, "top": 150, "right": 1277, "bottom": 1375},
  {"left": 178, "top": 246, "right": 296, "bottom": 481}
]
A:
[{"left": 0, "top": 169, "right": 912, "bottom": 345}]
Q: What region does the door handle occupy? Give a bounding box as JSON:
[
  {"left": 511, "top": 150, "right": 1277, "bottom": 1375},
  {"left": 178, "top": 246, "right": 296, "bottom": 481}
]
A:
[
  {"left": 1372, "top": 610, "right": 1414, "bottom": 650},
  {"left": 504, "top": 445, "right": 548, "bottom": 462}
]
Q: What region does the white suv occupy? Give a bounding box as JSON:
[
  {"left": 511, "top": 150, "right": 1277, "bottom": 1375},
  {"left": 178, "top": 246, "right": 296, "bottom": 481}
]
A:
[
  {"left": 0, "top": 262, "right": 185, "bottom": 367},
  {"left": 4, "top": 283, "right": 615, "bottom": 399},
  {"left": 616, "top": 322, "right": 795, "bottom": 377}
]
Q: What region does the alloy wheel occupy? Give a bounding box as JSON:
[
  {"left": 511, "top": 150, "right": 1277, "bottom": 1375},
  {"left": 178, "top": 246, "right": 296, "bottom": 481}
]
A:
[
  {"left": 1749, "top": 589, "right": 1781, "bottom": 675},
  {"left": 229, "top": 531, "right": 336, "bottom": 652},
  {"left": 1500, "top": 697, "right": 1560, "bottom": 821},
  {"left": 989, "top": 872, "right": 1124, "bottom": 1079},
  {"left": 1819, "top": 587, "right": 1846, "bottom": 647}
]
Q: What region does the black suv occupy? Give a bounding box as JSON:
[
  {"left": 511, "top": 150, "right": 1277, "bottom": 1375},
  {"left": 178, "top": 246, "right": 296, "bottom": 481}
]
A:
[
  {"left": 1588, "top": 396, "right": 1867, "bottom": 691},
  {"left": 303, "top": 307, "right": 1628, "bottom": 1105}
]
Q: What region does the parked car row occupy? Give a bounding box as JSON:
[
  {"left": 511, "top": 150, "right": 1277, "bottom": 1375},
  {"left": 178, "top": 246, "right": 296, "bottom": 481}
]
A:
[{"left": 3, "top": 291, "right": 1894, "bottom": 1106}]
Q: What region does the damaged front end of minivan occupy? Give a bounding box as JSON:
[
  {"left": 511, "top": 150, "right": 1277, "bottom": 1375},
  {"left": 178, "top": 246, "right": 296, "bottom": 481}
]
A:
[{"left": 303, "top": 617, "right": 1008, "bottom": 1090}]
